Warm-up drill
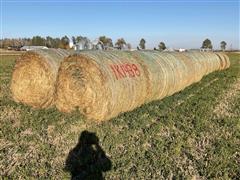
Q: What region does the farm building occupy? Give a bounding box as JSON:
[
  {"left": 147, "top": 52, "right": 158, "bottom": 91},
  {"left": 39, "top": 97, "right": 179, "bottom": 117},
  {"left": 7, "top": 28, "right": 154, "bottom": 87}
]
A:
[
  {"left": 73, "top": 38, "right": 105, "bottom": 51},
  {"left": 20, "top": 46, "right": 48, "bottom": 51},
  {"left": 200, "top": 48, "right": 213, "bottom": 52},
  {"left": 179, "top": 48, "right": 187, "bottom": 52},
  {"left": 73, "top": 39, "right": 93, "bottom": 51}
]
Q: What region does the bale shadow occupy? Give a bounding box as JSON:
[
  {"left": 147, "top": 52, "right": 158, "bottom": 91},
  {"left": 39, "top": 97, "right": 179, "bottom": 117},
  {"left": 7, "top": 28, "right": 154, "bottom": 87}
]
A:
[{"left": 65, "top": 131, "right": 112, "bottom": 180}]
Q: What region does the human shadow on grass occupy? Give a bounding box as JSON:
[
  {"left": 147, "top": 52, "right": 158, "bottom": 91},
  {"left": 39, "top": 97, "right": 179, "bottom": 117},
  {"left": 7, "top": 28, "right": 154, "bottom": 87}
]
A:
[{"left": 65, "top": 131, "right": 112, "bottom": 180}]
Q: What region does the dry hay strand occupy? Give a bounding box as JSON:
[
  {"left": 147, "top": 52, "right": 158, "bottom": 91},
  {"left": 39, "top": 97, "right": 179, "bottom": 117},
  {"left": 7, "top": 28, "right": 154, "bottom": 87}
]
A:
[
  {"left": 56, "top": 51, "right": 230, "bottom": 121},
  {"left": 10, "top": 49, "right": 70, "bottom": 108}
]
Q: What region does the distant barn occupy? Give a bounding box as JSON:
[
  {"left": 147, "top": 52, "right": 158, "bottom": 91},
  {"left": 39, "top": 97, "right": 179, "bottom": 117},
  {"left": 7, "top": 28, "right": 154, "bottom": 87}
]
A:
[{"left": 20, "top": 46, "right": 48, "bottom": 51}]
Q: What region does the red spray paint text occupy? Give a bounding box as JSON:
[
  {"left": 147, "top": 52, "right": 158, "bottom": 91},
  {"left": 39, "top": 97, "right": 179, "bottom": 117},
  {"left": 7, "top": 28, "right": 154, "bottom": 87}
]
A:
[{"left": 110, "top": 63, "right": 141, "bottom": 80}]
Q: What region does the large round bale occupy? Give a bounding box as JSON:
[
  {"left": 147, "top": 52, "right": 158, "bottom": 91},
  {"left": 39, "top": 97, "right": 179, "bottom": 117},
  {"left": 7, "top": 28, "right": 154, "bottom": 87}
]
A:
[
  {"left": 219, "top": 53, "right": 230, "bottom": 69},
  {"left": 215, "top": 52, "right": 230, "bottom": 70},
  {"left": 215, "top": 52, "right": 227, "bottom": 70},
  {"left": 11, "top": 49, "right": 70, "bottom": 108},
  {"left": 223, "top": 54, "right": 230, "bottom": 68},
  {"left": 56, "top": 51, "right": 230, "bottom": 121}
]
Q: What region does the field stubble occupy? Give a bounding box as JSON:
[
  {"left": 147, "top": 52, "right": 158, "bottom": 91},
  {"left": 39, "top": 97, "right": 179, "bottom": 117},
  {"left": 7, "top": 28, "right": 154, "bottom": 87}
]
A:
[{"left": 0, "top": 53, "right": 239, "bottom": 179}]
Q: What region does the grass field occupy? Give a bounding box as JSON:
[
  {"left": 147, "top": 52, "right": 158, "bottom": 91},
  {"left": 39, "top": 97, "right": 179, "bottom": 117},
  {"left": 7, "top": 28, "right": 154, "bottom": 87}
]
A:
[{"left": 0, "top": 52, "right": 239, "bottom": 179}]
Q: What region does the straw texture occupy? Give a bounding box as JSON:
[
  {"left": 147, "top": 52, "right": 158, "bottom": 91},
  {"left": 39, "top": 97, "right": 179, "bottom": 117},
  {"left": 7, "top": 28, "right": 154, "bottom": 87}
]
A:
[
  {"left": 11, "top": 49, "right": 70, "bottom": 108},
  {"left": 56, "top": 51, "right": 230, "bottom": 121}
]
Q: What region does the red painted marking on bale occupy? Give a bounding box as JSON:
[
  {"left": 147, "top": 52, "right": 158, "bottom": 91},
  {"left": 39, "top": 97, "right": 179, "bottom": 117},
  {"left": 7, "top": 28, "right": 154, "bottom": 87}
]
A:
[
  {"left": 110, "top": 63, "right": 141, "bottom": 80},
  {"left": 132, "top": 64, "right": 141, "bottom": 76},
  {"left": 110, "top": 65, "right": 118, "bottom": 80},
  {"left": 114, "top": 65, "right": 125, "bottom": 79}
]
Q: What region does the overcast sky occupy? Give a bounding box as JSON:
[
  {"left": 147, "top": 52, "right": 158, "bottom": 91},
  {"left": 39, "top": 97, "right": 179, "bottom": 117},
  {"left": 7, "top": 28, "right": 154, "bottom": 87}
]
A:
[{"left": 1, "top": 0, "right": 239, "bottom": 49}]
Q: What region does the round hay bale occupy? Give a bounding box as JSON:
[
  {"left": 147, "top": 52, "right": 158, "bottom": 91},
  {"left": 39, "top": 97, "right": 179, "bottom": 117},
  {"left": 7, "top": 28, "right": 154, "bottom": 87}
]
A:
[
  {"left": 56, "top": 51, "right": 150, "bottom": 120},
  {"left": 11, "top": 49, "right": 70, "bottom": 108},
  {"left": 215, "top": 52, "right": 227, "bottom": 70},
  {"left": 222, "top": 53, "right": 230, "bottom": 68},
  {"left": 56, "top": 51, "right": 230, "bottom": 121},
  {"left": 215, "top": 52, "right": 231, "bottom": 70}
]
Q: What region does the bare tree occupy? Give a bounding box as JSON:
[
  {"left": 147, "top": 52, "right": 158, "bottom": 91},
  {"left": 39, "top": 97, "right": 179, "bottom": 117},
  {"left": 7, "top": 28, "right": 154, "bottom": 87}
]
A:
[
  {"left": 99, "top": 36, "right": 113, "bottom": 49},
  {"left": 201, "top": 38, "right": 213, "bottom": 50},
  {"left": 115, "top": 38, "right": 126, "bottom": 50},
  {"left": 139, "top": 38, "right": 146, "bottom": 49},
  {"left": 220, "top": 41, "right": 227, "bottom": 51},
  {"left": 158, "top": 42, "right": 166, "bottom": 51}
]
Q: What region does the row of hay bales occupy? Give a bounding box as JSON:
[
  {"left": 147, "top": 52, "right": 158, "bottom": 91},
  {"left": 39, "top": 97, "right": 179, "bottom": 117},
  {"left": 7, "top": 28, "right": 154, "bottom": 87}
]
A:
[{"left": 11, "top": 49, "right": 230, "bottom": 121}]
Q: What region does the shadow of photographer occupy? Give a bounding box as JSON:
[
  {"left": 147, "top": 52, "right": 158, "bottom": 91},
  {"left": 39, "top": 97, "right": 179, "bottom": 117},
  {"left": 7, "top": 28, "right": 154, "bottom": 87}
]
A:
[{"left": 65, "top": 131, "right": 112, "bottom": 180}]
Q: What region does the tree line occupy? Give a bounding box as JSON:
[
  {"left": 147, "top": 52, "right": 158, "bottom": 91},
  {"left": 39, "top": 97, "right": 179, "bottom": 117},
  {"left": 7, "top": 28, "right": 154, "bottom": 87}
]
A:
[
  {"left": 0, "top": 36, "right": 70, "bottom": 49},
  {"left": 201, "top": 38, "right": 227, "bottom": 51},
  {"left": 0, "top": 36, "right": 227, "bottom": 51}
]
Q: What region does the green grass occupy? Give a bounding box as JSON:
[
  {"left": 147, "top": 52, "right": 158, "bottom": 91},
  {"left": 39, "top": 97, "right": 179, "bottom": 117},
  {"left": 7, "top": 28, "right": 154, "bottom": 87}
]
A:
[{"left": 0, "top": 53, "right": 239, "bottom": 179}]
